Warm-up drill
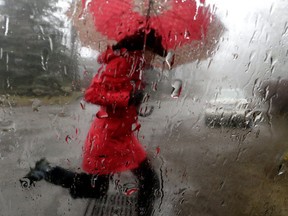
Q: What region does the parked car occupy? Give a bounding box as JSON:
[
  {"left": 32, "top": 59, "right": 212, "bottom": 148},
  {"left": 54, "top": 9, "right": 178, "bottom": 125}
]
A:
[{"left": 204, "top": 88, "right": 265, "bottom": 128}]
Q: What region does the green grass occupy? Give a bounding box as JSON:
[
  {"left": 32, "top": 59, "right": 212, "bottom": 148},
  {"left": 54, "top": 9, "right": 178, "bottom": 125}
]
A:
[{"left": 0, "top": 91, "right": 83, "bottom": 107}]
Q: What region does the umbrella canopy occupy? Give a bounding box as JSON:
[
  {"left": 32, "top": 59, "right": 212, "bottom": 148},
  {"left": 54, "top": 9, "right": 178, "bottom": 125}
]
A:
[
  {"left": 83, "top": 0, "right": 212, "bottom": 50},
  {"left": 69, "top": 0, "right": 224, "bottom": 66}
]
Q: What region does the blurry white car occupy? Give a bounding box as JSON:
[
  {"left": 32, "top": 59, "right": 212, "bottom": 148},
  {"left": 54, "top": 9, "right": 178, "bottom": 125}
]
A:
[{"left": 204, "top": 88, "right": 264, "bottom": 128}]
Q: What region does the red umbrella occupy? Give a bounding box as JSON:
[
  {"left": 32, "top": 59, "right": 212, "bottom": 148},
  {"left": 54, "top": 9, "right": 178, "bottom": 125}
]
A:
[
  {"left": 69, "top": 0, "right": 223, "bottom": 67},
  {"left": 86, "top": 0, "right": 144, "bottom": 43},
  {"left": 83, "top": 0, "right": 213, "bottom": 51},
  {"left": 148, "top": 0, "right": 212, "bottom": 50}
]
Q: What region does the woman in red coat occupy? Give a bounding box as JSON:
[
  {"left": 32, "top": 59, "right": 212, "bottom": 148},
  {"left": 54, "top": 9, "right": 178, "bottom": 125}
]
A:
[
  {"left": 22, "top": 30, "right": 167, "bottom": 216},
  {"left": 82, "top": 45, "right": 147, "bottom": 175}
]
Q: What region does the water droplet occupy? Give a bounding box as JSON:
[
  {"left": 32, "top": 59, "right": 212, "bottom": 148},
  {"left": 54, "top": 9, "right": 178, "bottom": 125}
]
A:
[
  {"left": 20, "top": 177, "right": 35, "bottom": 188},
  {"left": 207, "top": 58, "right": 213, "bottom": 68},
  {"left": 184, "top": 30, "right": 190, "bottom": 39},
  {"left": 65, "top": 135, "right": 72, "bottom": 143},
  {"left": 171, "top": 79, "right": 182, "bottom": 98},
  {"left": 156, "top": 146, "right": 160, "bottom": 155},
  {"left": 4, "top": 16, "right": 9, "bottom": 36},
  {"left": 124, "top": 188, "right": 138, "bottom": 196},
  {"left": 232, "top": 53, "right": 238, "bottom": 60},
  {"left": 31, "top": 99, "right": 41, "bottom": 112},
  {"left": 269, "top": 3, "right": 275, "bottom": 15},
  {"left": 152, "top": 82, "right": 158, "bottom": 91},
  {"left": 282, "top": 22, "right": 288, "bottom": 36},
  {"left": 249, "top": 51, "right": 256, "bottom": 61},
  {"left": 63, "top": 65, "right": 68, "bottom": 75},
  {"left": 41, "top": 49, "right": 49, "bottom": 71},
  {"left": 0, "top": 120, "right": 15, "bottom": 132},
  {"left": 278, "top": 163, "right": 286, "bottom": 176},
  {"left": 48, "top": 36, "right": 53, "bottom": 51},
  {"left": 80, "top": 100, "right": 86, "bottom": 110}
]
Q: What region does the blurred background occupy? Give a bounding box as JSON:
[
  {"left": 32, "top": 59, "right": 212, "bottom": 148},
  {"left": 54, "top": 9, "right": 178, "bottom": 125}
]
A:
[{"left": 0, "top": 0, "right": 288, "bottom": 215}]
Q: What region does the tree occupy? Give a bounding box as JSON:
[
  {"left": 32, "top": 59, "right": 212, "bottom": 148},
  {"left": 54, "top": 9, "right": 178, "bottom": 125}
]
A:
[{"left": 0, "top": 0, "right": 79, "bottom": 95}]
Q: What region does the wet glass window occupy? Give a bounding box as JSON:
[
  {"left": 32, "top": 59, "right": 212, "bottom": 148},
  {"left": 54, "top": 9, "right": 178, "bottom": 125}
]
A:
[{"left": 1, "top": 0, "right": 288, "bottom": 215}]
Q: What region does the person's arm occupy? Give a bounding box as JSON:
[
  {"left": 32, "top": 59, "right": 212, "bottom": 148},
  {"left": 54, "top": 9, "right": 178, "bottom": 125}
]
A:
[
  {"left": 84, "top": 77, "right": 131, "bottom": 107},
  {"left": 85, "top": 50, "right": 143, "bottom": 107}
]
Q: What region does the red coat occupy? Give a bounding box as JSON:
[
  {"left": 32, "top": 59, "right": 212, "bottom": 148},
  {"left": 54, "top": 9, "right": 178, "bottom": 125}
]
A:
[{"left": 82, "top": 47, "right": 147, "bottom": 175}]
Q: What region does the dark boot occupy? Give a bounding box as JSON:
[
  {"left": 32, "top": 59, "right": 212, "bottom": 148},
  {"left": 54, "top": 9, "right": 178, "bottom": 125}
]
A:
[{"left": 20, "top": 158, "right": 52, "bottom": 188}]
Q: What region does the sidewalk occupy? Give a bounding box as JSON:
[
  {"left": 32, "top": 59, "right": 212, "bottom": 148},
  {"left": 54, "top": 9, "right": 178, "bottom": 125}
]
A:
[
  {"left": 1, "top": 98, "right": 288, "bottom": 216},
  {"left": 0, "top": 99, "right": 177, "bottom": 216}
]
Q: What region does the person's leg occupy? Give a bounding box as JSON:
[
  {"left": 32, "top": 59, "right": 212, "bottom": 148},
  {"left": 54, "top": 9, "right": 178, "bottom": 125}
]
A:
[
  {"left": 46, "top": 166, "right": 109, "bottom": 199},
  {"left": 132, "top": 158, "right": 160, "bottom": 216},
  {"left": 21, "top": 158, "right": 109, "bottom": 199}
]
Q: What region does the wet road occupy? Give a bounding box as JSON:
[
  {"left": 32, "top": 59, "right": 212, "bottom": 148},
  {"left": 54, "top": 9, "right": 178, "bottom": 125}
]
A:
[
  {"left": 144, "top": 100, "right": 288, "bottom": 216},
  {"left": 0, "top": 98, "right": 288, "bottom": 216}
]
